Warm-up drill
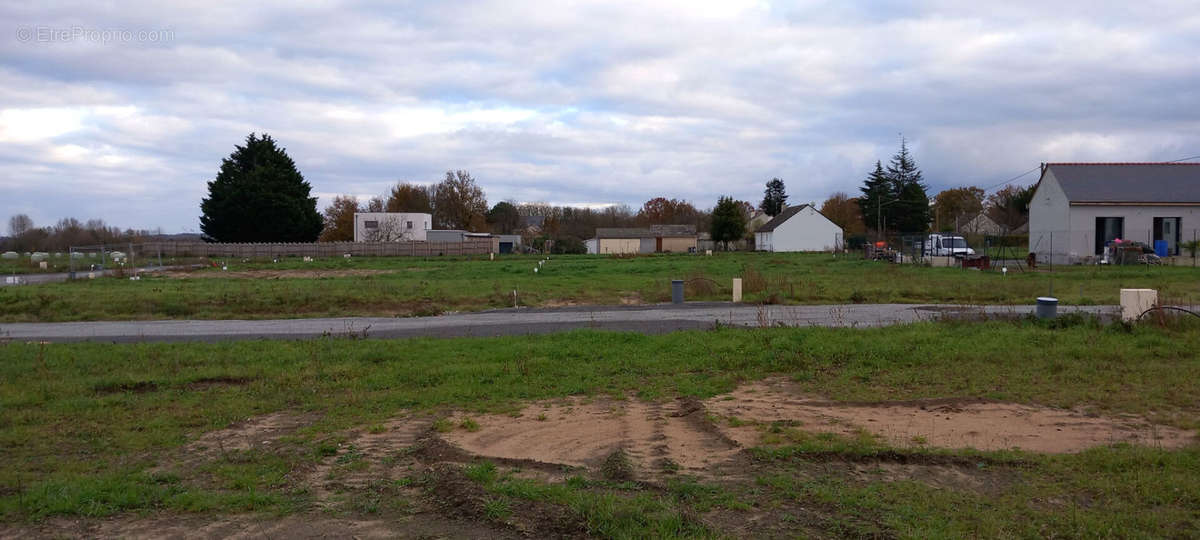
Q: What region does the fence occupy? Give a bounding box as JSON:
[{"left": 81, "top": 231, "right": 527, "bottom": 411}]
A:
[
  {"left": 140, "top": 240, "right": 495, "bottom": 258},
  {"left": 863, "top": 229, "right": 1200, "bottom": 269},
  {"left": 1028, "top": 229, "right": 1200, "bottom": 267},
  {"left": 863, "top": 232, "right": 1031, "bottom": 270}
]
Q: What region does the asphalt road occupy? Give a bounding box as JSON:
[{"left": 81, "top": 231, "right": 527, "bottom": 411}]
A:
[{"left": 0, "top": 303, "right": 1118, "bottom": 343}]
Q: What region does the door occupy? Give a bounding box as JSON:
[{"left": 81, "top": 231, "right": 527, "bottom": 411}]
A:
[
  {"left": 655, "top": 237, "right": 663, "bottom": 252},
  {"left": 1095, "top": 217, "right": 1124, "bottom": 255},
  {"left": 1154, "top": 217, "right": 1180, "bottom": 256}
]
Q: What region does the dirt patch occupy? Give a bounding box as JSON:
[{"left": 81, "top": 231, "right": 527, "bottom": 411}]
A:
[
  {"left": 619, "top": 292, "right": 644, "bottom": 305},
  {"left": 540, "top": 299, "right": 581, "bottom": 308},
  {"left": 92, "top": 380, "right": 159, "bottom": 394},
  {"left": 155, "top": 268, "right": 396, "bottom": 279},
  {"left": 158, "top": 411, "right": 317, "bottom": 472},
  {"left": 4, "top": 511, "right": 519, "bottom": 540},
  {"left": 303, "top": 415, "right": 428, "bottom": 503},
  {"left": 184, "top": 376, "right": 253, "bottom": 391},
  {"left": 706, "top": 378, "right": 1195, "bottom": 453},
  {"left": 424, "top": 464, "right": 588, "bottom": 538},
  {"left": 440, "top": 396, "right": 741, "bottom": 478}
]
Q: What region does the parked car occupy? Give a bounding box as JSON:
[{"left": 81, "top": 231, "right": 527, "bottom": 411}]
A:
[{"left": 924, "top": 234, "right": 975, "bottom": 257}]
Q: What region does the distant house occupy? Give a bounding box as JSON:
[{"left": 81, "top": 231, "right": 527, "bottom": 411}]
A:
[
  {"left": 746, "top": 209, "right": 771, "bottom": 232},
  {"left": 754, "top": 205, "right": 843, "bottom": 252},
  {"left": 519, "top": 215, "right": 546, "bottom": 235},
  {"left": 354, "top": 212, "right": 432, "bottom": 242},
  {"left": 588, "top": 225, "right": 697, "bottom": 254},
  {"left": 1029, "top": 163, "right": 1200, "bottom": 263},
  {"left": 959, "top": 213, "right": 1004, "bottom": 236}
]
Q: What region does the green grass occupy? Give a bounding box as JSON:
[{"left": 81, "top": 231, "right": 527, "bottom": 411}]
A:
[
  {"left": 1, "top": 320, "right": 1198, "bottom": 534},
  {"left": 753, "top": 443, "right": 1200, "bottom": 538},
  {"left": 3, "top": 252, "right": 1200, "bottom": 321}
]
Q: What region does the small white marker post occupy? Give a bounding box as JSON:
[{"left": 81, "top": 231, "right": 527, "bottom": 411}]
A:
[{"left": 732, "top": 278, "right": 743, "bottom": 302}]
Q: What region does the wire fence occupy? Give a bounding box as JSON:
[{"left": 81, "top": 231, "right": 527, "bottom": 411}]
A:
[
  {"left": 1028, "top": 229, "right": 1199, "bottom": 267},
  {"left": 858, "top": 229, "right": 1200, "bottom": 271}
]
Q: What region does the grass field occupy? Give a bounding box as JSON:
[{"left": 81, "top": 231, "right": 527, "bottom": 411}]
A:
[
  {"left": 1, "top": 318, "right": 1198, "bottom": 536},
  {"left": 2, "top": 252, "right": 1199, "bottom": 322}
]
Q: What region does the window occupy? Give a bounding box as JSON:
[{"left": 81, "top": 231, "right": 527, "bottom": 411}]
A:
[
  {"left": 406, "top": 221, "right": 413, "bottom": 229},
  {"left": 1094, "top": 217, "right": 1124, "bottom": 255},
  {"left": 364, "top": 220, "right": 378, "bottom": 229}
]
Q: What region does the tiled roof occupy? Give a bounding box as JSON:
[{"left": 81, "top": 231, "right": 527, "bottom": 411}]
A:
[{"left": 1045, "top": 163, "right": 1200, "bottom": 203}]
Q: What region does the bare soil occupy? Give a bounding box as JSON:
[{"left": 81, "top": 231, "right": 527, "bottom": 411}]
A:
[
  {"left": 155, "top": 268, "right": 396, "bottom": 279},
  {"left": 707, "top": 378, "right": 1195, "bottom": 453},
  {"left": 443, "top": 396, "right": 742, "bottom": 477},
  {"left": 155, "top": 411, "right": 318, "bottom": 473},
  {"left": 13, "top": 379, "right": 1195, "bottom": 538}
]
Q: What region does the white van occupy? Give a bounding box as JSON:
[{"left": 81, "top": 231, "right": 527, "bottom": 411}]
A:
[{"left": 924, "top": 234, "right": 975, "bottom": 257}]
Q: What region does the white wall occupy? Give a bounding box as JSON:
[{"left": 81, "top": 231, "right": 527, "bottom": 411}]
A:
[
  {"left": 1030, "top": 170, "right": 1200, "bottom": 262},
  {"left": 764, "top": 207, "right": 843, "bottom": 252},
  {"left": 1068, "top": 205, "right": 1200, "bottom": 255},
  {"left": 354, "top": 212, "right": 432, "bottom": 242},
  {"left": 1028, "top": 171, "right": 1072, "bottom": 263}
]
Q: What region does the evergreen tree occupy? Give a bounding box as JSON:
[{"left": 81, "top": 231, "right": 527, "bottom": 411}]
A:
[
  {"left": 761, "top": 178, "right": 788, "bottom": 216},
  {"left": 200, "top": 133, "right": 323, "bottom": 242},
  {"left": 857, "top": 161, "right": 891, "bottom": 234},
  {"left": 886, "top": 138, "right": 931, "bottom": 233},
  {"left": 710, "top": 196, "right": 747, "bottom": 249}
]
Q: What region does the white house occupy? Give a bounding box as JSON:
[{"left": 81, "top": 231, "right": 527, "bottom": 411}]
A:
[
  {"left": 754, "top": 205, "right": 844, "bottom": 252},
  {"left": 1029, "top": 163, "right": 1200, "bottom": 264},
  {"left": 353, "top": 212, "right": 432, "bottom": 242}
]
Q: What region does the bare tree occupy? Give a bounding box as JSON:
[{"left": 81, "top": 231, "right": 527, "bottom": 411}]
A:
[
  {"left": 8, "top": 214, "right": 33, "bottom": 237},
  {"left": 433, "top": 170, "right": 488, "bottom": 230},
  {"left": 362, "top": 215, "right": 419, "bottom": 241}
]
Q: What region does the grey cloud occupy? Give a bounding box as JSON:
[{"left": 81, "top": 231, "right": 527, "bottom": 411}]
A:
[{"left": 3, "top": 1, "right": 1199, "bottom": 230}]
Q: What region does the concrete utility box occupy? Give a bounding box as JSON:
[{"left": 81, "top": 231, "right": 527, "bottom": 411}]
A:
[{"left": 1121, "top": 289, "right": 1158, "bottom": 322}]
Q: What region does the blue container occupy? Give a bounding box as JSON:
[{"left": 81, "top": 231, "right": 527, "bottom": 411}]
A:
[
  {"left": 1036, "top": 297, "right": 1058, "bottom": 319},
  {"left": 1154, "top": 240, "right": 1168, "bottom": 257}
]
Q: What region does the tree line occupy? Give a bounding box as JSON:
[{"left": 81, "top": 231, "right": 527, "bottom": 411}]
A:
[
  {"left": 2, "top": 215, "right": 160, "bottom": 253},
  {"left": 814, "top": 139, "right": 1034, "bottom": 240},
  {"left": 2, "top": 132, "right": 1026, "bottom": 253}
]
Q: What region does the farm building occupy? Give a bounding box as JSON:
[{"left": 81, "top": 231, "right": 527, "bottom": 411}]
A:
[
  {"left": 1028, "top": 163, "right": 1200, "bottom": 264},
  {"left": 754, "top": 205, "right": 843, "bottom": 252},
  {"left": 354, "top": 212, "right": 432, "bottom": 242},
  {"left": 587, "top": 225, "right": 697, "bottom": 254}
]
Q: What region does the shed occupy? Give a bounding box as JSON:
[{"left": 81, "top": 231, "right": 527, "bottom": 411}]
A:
[{"left": 591, "top": 225, "right": 697, "bottom": 254}]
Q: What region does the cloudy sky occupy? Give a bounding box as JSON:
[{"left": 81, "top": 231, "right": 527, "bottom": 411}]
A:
[{"left": 3, "top": 1, "right": 1199, "bottom": 233}]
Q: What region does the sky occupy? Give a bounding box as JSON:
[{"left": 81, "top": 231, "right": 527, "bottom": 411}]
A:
[{"left": 3, "top": 1, "right": 1199, "bottom": 233}]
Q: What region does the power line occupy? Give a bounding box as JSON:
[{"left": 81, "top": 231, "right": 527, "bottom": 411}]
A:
[
  {"left": 980, "top": 166, "right": 1040, "bottom": 193},
  {"left": 978, "top": 153, "right": 1200, "bottom": 193}
]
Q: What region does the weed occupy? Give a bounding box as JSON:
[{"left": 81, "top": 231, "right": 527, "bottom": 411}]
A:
[
  {"left": 432, "top": 418, "right": 455, "bottom": 433},
  {"left": 601, "top": 450, "right": 635, "bottom": 481},
  {"left": 482, "top": 497, "right": 511, "bottom": 520},
  {"left": 464, "top": 462, "right": 498, "bottom": 484},
  {"left": 459, "top": 418, "right": 480, "bottom": 432}
]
